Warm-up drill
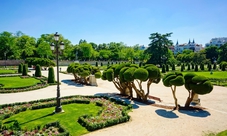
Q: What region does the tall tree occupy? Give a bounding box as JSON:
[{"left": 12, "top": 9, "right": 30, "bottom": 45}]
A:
[
  {"left": 79, "top": 42, "right": 94, "bottom": 60},
  {"left": 205, "top": 45, "right": 219, "bottom": 63},
  {"left": 145, "top": 32, "right": 173, "bottom": 65},
  {"left": 15, "top": 35, "right": 36, "bottom": 60},
  {"left": 0, "top": 31, "right": 16, "bottom": 59},
  {"left": 218, "top": 43, "right": 227, "bottom": 63}
]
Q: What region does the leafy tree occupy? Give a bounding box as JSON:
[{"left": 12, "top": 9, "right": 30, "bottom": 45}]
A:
[
  {"left": 15, "top": 35, "right": 36, "bottom": 60},
  {"left": 218, "top": 43, "right": 227, "bottom": 63},
  {"left": 36, "top": 41, "right": 52, "bottom": 58},
  {"left": 145, "top": 32, "right": 173, "bottom": 65},
  {"left": 35, "top": 64, "right": 42, "bottom": 77},
  {"left": 205, "top": 45, "right": 219, "bottom": 64},
  {"left": 0, "top": 31, "right": 15, "bottom": 60},
  {"left": 79, "top": 42, "right": 94, "bottom": 60},
  {"left": 99, "top": 50, "right": 111, "bottom": 60},
  {"left": 48, "top": 67, "right": 55, "bottom": 83},
  {"left": 184, "top": 73, "right": 213, "bottom": 107},
  {"left": 162, "top": 72, "right": 185, "bottom": 109}
]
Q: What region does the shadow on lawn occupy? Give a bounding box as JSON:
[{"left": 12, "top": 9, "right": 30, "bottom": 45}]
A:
[
  {"left": 155, "top": 109, "right": 179, "bottom": 118},
  {"left": 19, "top": 112, "right": 55, "bottom": 125}
]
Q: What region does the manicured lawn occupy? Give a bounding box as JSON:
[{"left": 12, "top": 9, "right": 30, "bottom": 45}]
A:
[
  {"left": 0, "top": 77, "right": 41, "bottom": 88},
  {"left": 3, "top": 103, "right": 101, "bottom": 136},
  {"left": 182, "top": 71, "right": 227, "bottom": 79},
  {"left": 0, "top": 69, "right": 17, "bottom": 74}
]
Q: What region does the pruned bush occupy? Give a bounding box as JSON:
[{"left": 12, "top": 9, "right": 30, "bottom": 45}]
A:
[
  {"left": 172, "top": 64, "right": 175, "bottom": 71},
  {"left": 48, "top": 67, "right": 55, "bottom": 83},
  {"left": 18, "top": 63, "right": 23, "bottom": 73},
  {"left": 166, "top": 64, "right": 169, "bottom": 72},
  {"left": 22, "top": 64, "right": 28, "bottom": 76},
  {"left": 162, "top": 64, "right": 166, "bottom": 73},
  {"left": 162, "top": 72, "right": 185, "bottom": 109},
  {"left": 184, "top": 73, "right": 213, "bottom": 107},
  {"left": 195, "top": 65, "right": 198, "bottom": 71},
  {"left": 35, "top": 64, "right": 42, "bottom": 77}
]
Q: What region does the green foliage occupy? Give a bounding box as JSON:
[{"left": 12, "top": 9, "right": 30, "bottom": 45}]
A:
[
  {"left": 162, "top": 64, "right": 166, "bottom": 73},
  {"left": 187, "top": 64, "right": 190, "bottom": 71},
  {"left": 48, "top": 67, "right": 55, "bottom": 83},
  {"left": 101, "top": 62, "right": 103, "bottom": 66},
  {"left": 166, "top": 64, "right": 169, "bottom": 72},
  {"left": 94, "top": 72, "right": 101, "bottom": 78},
  {"left": 213, "top": 63, "right": 217, "bottom": 70},
  {"left": 200, "top": 64, "right": 205, "bottom": 70},
  {"left": 181, "top": 65, "right": 184, "bottom": 72},
  {"left": 220, "top": 61, "right": 227, "bottom": 71},
  {"left": 184, "top": 73, "right": 213, "bottom": 95},
  {"left": 191, "top": 63, "right": 194, "bottom": 69},
  {"left": 172, "top": 64, "right": 175, "bottom": 71},
  {"left": 208, "top": 63, "right": 212, "bottom": 71},
  {"left": 134, "top": 68, "right": 148, "bottom": 81},
  {"left": 18, "top": 63, "right": 23, "bottom": 73},
  {"left": 162, "top": 72, "right": 185, "bottom": 87},
  {"left": 22, "top": 64, "right": 28, "bottom": 76},
  {"left": 35, "top": 64, "right": 42, "bottom": 77},
  {"left": 26, "top": 58, "right": 55, "bottom": 67},
  {"left": 195, "top": 65, "right": 198, "bottom": 71},
  {"left": 106, "top": 69, "right": 114, "bottom": 81},
  {"left": 95, "top": 62, "right": 98, "bottom": 67}
]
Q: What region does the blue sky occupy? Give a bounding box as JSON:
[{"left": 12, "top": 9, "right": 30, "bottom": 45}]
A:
[{"left": 0, "top": 0, "right": 227, "bottom": 46}]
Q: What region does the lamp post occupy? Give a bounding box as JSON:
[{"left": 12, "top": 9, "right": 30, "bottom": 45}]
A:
[{"left": 50, "top": 32, "right": 65, "bottom": 113}]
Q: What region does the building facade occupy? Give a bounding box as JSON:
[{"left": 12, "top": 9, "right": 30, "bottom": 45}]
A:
[
  {"left": 173, "top": 39, "right": 203, "bottom": 54},
  {"left": 205, "top": 37, "right": 227, "bottom": 47}
]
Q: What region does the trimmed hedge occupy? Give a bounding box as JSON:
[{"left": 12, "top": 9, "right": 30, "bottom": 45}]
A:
[{"left": 48, "top": 67, "right": 55, "bottom": 83}]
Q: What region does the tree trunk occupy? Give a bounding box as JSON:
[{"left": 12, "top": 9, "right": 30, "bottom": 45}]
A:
[
  {"left": 171, "top": 86, "right": 178, "bottom": 109},
  {"left": 185, "top": 91, "right": 196, "bottom": 107}
]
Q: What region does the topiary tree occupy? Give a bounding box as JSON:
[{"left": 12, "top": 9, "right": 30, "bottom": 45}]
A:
[
  {"left": 95, "top": 62, "right": 98, "bottom": 67},
  {"left": 195, "top": 65, "right": 198, "bottom": 71},
  {"left": 181, "top": 65, "right": 184, "bottom": 72},
  {"left": 192, "top": 63, "right": 194, "bottom": 69},
  {"left": 184, "top": 73, "right": 213, "bottom": 107},
  {"left": 162, "top": 72, "right": 185, "bottom": 109},
  {"left": 213, "top": 63, "right": 216, "bottom": 70},
  {"left": 200, "top": 64, "right": 204, "bottom": 70},
  {"left": 162, "top": 64, "right": 166, "bottom": 73},
  {"left": 35, "top": 64, "right": 42, "bottom": 77},
  {"left": 48, "top": 67, "right": 55, "bottom": 83},
  {"left": 172, "top": 64, "right": 175, "bottom": 71},
  {"left": 18, "top": 63, "right": 23, "bottom": 73},
  {"left": 166, "top": 64, "right": 169, "bottom": 72},
  {"left": 67, "top": 63, "right": 101, "bottom": 85},
  {"left": 22, "top": 64, "right": 28, "bottom": 76},
  {"left": 101, "top": 62, "right": 103, "bottom": 66},
  {"left": 208, "top": 63, "right": 212, "bottom": 71},
  {"left": 102, "top": 63, "right": 161, "bottom": 101},
  {"left": 187, "top": 64, "right": 190, "bottom": 71}
]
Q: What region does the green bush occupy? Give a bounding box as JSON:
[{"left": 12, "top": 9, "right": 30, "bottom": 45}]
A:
[
  {"left": 187, "top": 64, "right": 190, "bottom": 71},
  {"left": 191, "top": 63, "right": 194, "bottom": 69},
  {"left": 166, "top": 64, "right": 169, "bottom": 72},
  {"left": 101, "top": 62, "right": 103, "bottom": 66},
  {"left": 95, "top": 62, "right": 98, "bottom": 67},
  {"left": 94, "top": 72, "right": 101, "bottom": 78},
  {"left": 22, "top": 64, "right": 28, "bottom": 76},
  {"left": 181, "top": 65, "right": 184, "bottom": 72},
  {"left": 35, "top": 64, "right": 42, "bottom": 77},
  {"left": 195, "top": 65, "right": 198, "bottom": 71},
  {"left": 213, "top": 63, "right": 217, "bottom": 70},
  {"left": 200, "top": 64, "right": 204, "bottom": 70},
  {"left": 172, "top": 64, "right": 175, "bottom": 71},
  {"left": 18, "top": 63, "right": 23, "bottom": 73},
  {"left": 162, "top": 64, "right": 166, "bottom": 73},
  {"left": 48, "top": 67, "right": 55, "bottom": 83}
]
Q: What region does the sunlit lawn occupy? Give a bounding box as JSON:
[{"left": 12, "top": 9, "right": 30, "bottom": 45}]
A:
[
  {"left": 0, "top": 76, "right": 41, "bottom": 88},
  {"left": 182, "top": 71, "right": 227, "bottom": 79},
  {"left": 3, "top": 103, "right": 101, "bottom": 136},
  {"left": 0, "top": 69, "right": 17, "bottom": 74}
]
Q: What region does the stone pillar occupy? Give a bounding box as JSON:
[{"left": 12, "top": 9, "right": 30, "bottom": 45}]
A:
[
  {"left": 89, "top": 75, "right": 97, "bottom": 86},
  {"left": 191, "top": 93, "right": 200, "bottom": 105}
]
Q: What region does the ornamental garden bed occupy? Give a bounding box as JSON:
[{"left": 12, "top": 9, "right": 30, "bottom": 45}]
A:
[
  {"left": 0, "top": 95, "right": 132, "bottom": 136},
  {"left": 0, "top": 75, "right": 57, "bottom": 93}
]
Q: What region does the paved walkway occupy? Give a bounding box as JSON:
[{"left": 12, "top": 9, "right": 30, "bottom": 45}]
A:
[{"left": 0, "top": 67, "right": 227, "bottom": 136}]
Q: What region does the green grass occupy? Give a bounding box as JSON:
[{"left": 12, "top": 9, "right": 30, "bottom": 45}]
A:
[
  {"left": 3, "top": 103, "right": 101, "bottom": 136},
  {"left": 182, "top": 71, "right": 227, "bottom": 79},
  {"left": 0, "top": 69, "right": 17, "bottom": 74},
  {"left": 0, "top": 77, "right": 41, "bottom": 88}
]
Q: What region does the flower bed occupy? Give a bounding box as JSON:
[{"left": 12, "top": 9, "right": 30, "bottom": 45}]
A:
[{"left": 0, "top": 95, "right": 132, "bottom": 135}]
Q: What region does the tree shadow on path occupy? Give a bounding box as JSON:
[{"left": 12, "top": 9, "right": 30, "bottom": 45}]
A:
[
  {"left": 155, "top": 109, "right": 179, "bottom": 118},
  {"left": 178, "top": 107, "right": 211, "bottom": 118},
  {"left": 61, "top": 79, "right": 84, "bottom": 87}
]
